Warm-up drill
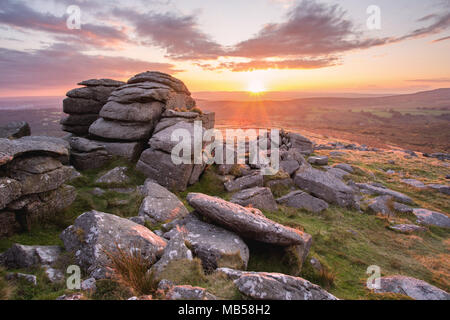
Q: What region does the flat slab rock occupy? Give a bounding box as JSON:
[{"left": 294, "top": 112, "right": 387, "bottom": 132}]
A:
[
  {"left": 230, "top": 187, "right": 278, "bottom": 211},
  {"left": 60, "top": 210, "right": 167, "bottom": 279},
  {"left": 127, "top": 71, "right": 191, "bottom": 94},
  {"left": 427, "top": 184, "right": 450, "bottom": 195},
  {"left": 186, "top": 193, "right": 311, "bottom": 247},
  {"left": 224, "top": 173, "right": 264, "bottom": 192},
  {"left": 89, "top": 118, "right": 155, "bottom": 141},
  {"left": 375, "top": 276, "right": 449, "bottom": 300},
  {"left": 0, "top": 137, "right": 69, "bottom": 166},
  {"left": 66, "top": 86, "right": 116, "bottom": 102},
  {"left": 6, "top": 156, "right": 74, "bottom": 195},
  {"left": 63, "top": 97, "right": 104, "bottom": 115},
  {"left": 100, "top": 100, "right": 164, "bottom": 123},
  {"left": 70, "top": 137, "right": 144, "bottom": 162},
  {"left": 401, "top": 179, "right": 426, "bottom": 189},
  {"left": 294, "top": 166, "right": 356, "bottom": 208},
  {"left": 276, "top": 190, "right": 328, "bottom": 213},
  {"left": 334, "top": 163, "right": 353, "bottom": 173},
  {"left": 138, "top": 179, "right": 189, "bottom": 224},
  {"left": 307, "top": 156, "right": 328, "bottom": 165},
  {"left": 78, "top": 79, "right": 125, "bottom": 87},
  {"left": 356, "top": 183, "right": 413, "bottom": 204},
  {"left": 163, "top": 214, "right": 249, "bottom": 270},
  {"left": 218, "top": 268, "right": 338, "bottom": 300},
  {"left": 389, "top": 224, "right": 426, "bottom": 233},
  {"left": 413, "top": 208, "right": 450, "bottom": 228}
]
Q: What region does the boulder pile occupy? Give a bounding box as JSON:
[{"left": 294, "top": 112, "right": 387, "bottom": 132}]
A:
[
  {"left": 0, "top": 136, "right": 77, "bottom": 237},
  {"left": 136, "top": 109, "right": 213, "bottom": 191},
  {"left": 61, "top": 72, "right": 215, "bottom": 191},
  {"left": 61, "top": 79, "right": 125, "bottom": 136}
]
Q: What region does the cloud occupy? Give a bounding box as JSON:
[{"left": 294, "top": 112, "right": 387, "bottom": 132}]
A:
[
  {"left": 198, "top": 57, "right": 339, "bottom": 72},
  {"left": 0, "top": 44, "right": 178, "bottom": 92},
  {"left": 230, "top": 0, "right": 386, "bottom": 58},
  {"left": 432, "top": 35, "right": 450, "bottom": 42},
  {"left": 406, "top": 78, "right": 450, "bottom": 83},
  {"left": 397, "top": 11, "right": 450, "bottom": 42},
  {"left": 0, "top": 0, "right": 130, "bottom": 48},
  {"left": 1, "top": 0, "right": 449, "bottom": 76},
  {"left": 113, "top": 8, "right": 226, "bottom": 60}
]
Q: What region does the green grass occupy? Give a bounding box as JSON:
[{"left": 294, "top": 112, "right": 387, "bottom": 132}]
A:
[
  {"left": 158, "top": 258, "right": 241, "bottom": 300},
  {"left": 0, "top": 266, "right": 68, "bottom": 300}
]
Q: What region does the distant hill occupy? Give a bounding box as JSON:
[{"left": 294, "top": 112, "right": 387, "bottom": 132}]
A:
[{"left": 198, "top": 88, "right": 450, "bottom": 112}]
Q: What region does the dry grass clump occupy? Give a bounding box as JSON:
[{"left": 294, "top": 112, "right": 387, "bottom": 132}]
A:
[{"left": 105, "top": 244, "right": 158, "bottom": 297}]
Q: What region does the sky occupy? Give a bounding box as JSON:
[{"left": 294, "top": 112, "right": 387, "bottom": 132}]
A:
[{"left": 0, "top": 0, "right": 449, "bottom": 97}]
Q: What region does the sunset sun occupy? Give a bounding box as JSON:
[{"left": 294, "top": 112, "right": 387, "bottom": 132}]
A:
[{"left": 247, "top": 80, "right": 266, "bottom": 94}]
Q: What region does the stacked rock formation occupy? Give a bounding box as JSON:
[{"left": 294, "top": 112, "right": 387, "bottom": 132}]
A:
[
  {"left": 61, "top": 71, "right": 215, "bottom": 190},
  {"left": 0, "top": 136, "right": 77, "bottom": 237},
  {"left": 89, "top": 72, "right": 196, "bottom": 142},
  {"left": 61, "top": 79, "right": 125, "bottom": 136},
  {"left": 136, "top": 108, "right": 215, "bottom": 192}
]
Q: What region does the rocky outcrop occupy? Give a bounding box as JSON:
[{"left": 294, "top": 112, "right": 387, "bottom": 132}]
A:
[
  {"left": 427, "top": 184, "right": 450, "bottom": 195},
  {"left": 283, "top": 131, "right": 313, "bottom": 155},
  {"left": 69, "top": 137, "right": 144, "bottom": 170},
  {"left": 138, "top": 179, "right": 189, "bottom": 224},
  {"left": 389, "top": 224, "right": 426, "bottom": 233},
  {"left": 163, "top": 214, "right": 249, "bottom": 270},
  {"left": 96, "top": 167, "right": 130, "bottom": 185},
  {"left": 218, "top": 268, "right": 337, "bottom": 300},
  {"left": 0, "top": 137, "right": 69, "bottom": 166},
  {"left": 186, "top": 193, "right": 311, "bottom": 265},
  {"left": 137, "top": 118, "right": 209, "bottom": 191},
  {"left": 276, "top": 191, "right": 328, "bottom": 213},
  {"left": 368, "top": 195, "right": 394, "bottom": 216},
  {"left": 137, "top": 148, "right": 196, "bottom": 192},
  {"left": 334, "top": 163, "right": 353, "bottom": 173},
  {"left": 0, "top": 121, "right": 31, "bottom": 139},
  {"left": 0, "top": 243, "right": 64, "bottom": 282},
  {"left": 8, "top": 185, "right": 77, "bottom": 230},
  {"left": 412, "top": 208, "right": 450, "bottom": 228},
  {"left": 61, "top": 72, "right": 213, "bottom": 175},
  {"left": 356, "top": 183, "right": 413, "bottom": 204},
  {"left": 230, "top": 187, "right": 278, "bottom": 211},
  {"left": 151, "top": 231, "right": 193, "bottom": 277},
  {"left": 294, "top": 166, "right": 357, "bottom": 208},
  {"left": 0, "top": 243, "right": 62, "bottom": 269},
  {"left": 158, "top": 280, "right": 217, "bottom": 300},
  {"left": 62, "top": 79, "right": 124, "bottom": 136},
  {"left": 308, "top": 156, "right": 328, "bottom": 165},
  {"left": 89, "top": 72, "right": 194, "bottom": 142},
  {"left": 0, "top": 137, "right": 76, "bottom": 235},
  {"left": 60, "top": 210, "right": 167, "bottom": 279},
  {"left": 375, "top": 276, "right": 449, "bottom": 300},
  {"left": 224, "top": 173, "right": 264, "bottom": 192}
]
